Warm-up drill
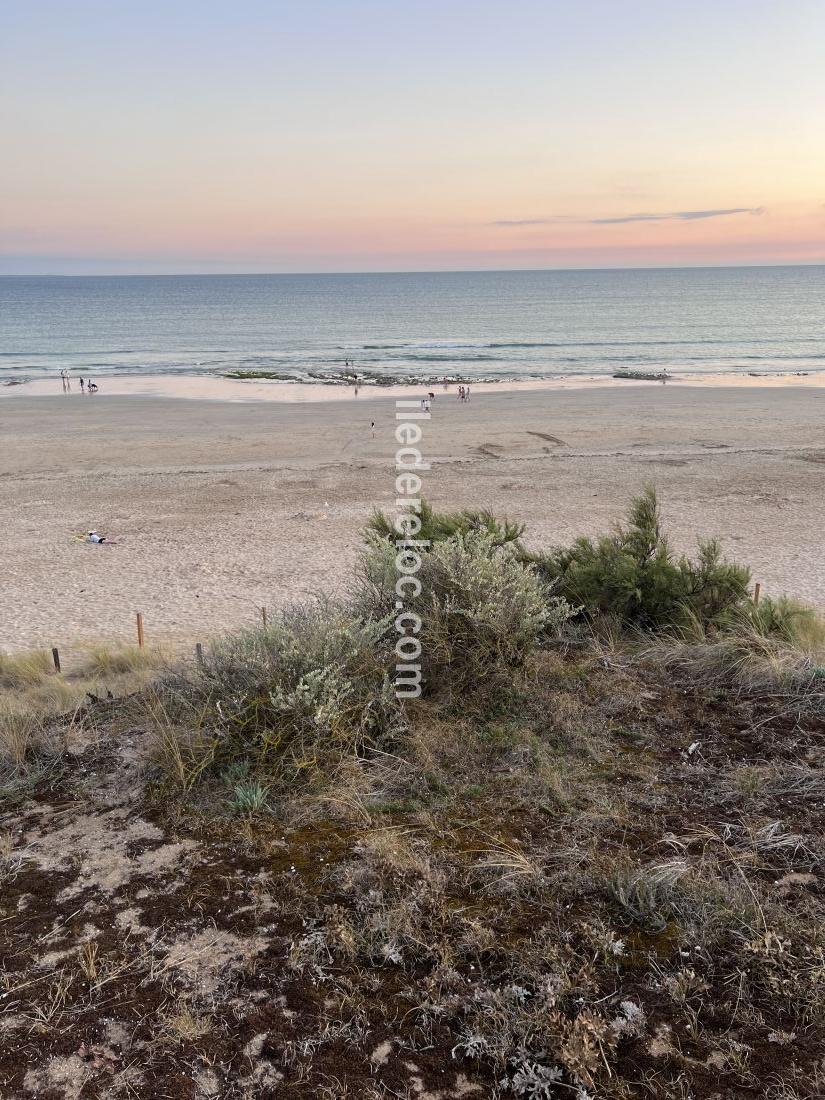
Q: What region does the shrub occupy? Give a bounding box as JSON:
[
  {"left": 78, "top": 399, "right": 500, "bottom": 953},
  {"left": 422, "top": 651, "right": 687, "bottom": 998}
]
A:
[
  {"left": 533, "top": 487, "right": 751, "bottom": 632},
  {"left": 147, "top": 601, "right": 401, "bottom": 788},
  {"left": 678, "top": 538, "right": 752, "bottom": 628},
  {"left": 366, "top": 499, "right": 525, "bottom": 550},
  {"left": 356, "top": 529, "right": 573, "bottom": 701}
]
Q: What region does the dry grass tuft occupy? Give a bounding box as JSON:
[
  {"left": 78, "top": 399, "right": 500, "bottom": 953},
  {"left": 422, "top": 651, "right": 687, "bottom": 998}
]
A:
[
  {"left": 80, "top": 643, "right": 170, "bottom": 677},
  {"left": 0, "top": 707, "right": 44, "bottom": 775},
  {"left": 141, "top": 688, "right": 216, "bottom": 791},
  {"left": 0, "top": 648, "right": 53, "bottom": 688},
  {"left": 644, "top": 630, "right": 825, "bottom": 701}
]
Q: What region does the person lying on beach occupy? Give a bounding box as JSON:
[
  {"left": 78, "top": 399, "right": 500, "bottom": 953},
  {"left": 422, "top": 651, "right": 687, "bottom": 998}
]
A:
[{"left": 87, "top": 530, "right": 107, "bottom": 543}]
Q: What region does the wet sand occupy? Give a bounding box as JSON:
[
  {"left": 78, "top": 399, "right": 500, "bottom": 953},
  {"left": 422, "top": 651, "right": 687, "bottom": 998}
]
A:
[
  {"left": 5, "top": 369, "right": 824, "bottom": 404},
  {"left": 2, "top": 383, "right": 824, "bottom": 653}
]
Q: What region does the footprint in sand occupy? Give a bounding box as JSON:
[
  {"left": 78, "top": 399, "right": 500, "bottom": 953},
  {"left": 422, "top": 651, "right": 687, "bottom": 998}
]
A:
[
  {"left": 527, "top": 431, "right": 568, "bottom": 446},
  {"left": 641, "top": 458, "right": 689, "bottom": 467}
]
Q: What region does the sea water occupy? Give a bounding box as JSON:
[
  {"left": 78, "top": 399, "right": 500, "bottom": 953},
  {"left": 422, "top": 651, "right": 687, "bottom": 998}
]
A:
[{"left": 1, "top": 266, "right": 824, "bottom": 386}]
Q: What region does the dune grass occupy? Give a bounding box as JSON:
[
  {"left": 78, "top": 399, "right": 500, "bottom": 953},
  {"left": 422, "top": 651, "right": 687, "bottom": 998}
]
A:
[
  {"left": 80, "top": 642, "right": 170, "bottom": 677},
  {"left": 0, "top": 648, "right": 54, "bottom": 689}
]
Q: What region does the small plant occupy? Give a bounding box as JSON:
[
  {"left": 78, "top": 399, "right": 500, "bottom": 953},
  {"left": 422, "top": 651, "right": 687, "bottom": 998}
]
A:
[
  {"left": 228, "top": 779, "right": 270, "bottom": 816},
  {"left": 608, "top": 860, "right": 688, "bottom": 929}
]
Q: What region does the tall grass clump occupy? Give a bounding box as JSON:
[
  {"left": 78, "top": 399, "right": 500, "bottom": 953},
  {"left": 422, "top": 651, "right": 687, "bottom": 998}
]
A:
[
  {"left": 146, "top": 601, "right": 401, "bottom": 790},
  {"left": 532, "top": 486, "right": 752, "bottom": 632},
  {"left": 357, "top": 528, "right": 573, "bottom": 701},
  {"left": 0, "top": 648, "right": 53, "bottom": 689},
  {"left": 742, "top": 595, "right": 825, "bottom": 652},
  {"left": 0, "top": 708, "right": 42, "bottom": 777},
  {"left": 0, "top": 703, "right": 66, "bottom": 783},
  {"left": 81, "top": 643, "right": 169, "bottom": 677},
  {"left": 650, "top": 599, "right": 825, "bottom": 703}
]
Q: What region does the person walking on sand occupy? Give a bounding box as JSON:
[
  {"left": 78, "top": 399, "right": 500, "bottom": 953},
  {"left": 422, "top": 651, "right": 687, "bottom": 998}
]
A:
[
  {"left": 370, "top": 419, "right": 376, "bottom": 438},
  {"left": 79, "top": 377, "right": 85, "bottom": 392},
  {"left": 465, "top": 384, "right": 471, "bottom": 402}
]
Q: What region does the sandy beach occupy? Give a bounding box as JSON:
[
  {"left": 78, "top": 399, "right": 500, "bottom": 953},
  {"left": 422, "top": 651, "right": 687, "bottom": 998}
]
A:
[{"left": 2, "top": 380, "right": 824, "bottom": 655}]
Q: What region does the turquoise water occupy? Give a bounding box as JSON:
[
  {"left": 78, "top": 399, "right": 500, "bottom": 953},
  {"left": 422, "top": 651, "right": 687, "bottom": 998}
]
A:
[{"left": 1, "top": 266, "right": 824, "bottom": 386}]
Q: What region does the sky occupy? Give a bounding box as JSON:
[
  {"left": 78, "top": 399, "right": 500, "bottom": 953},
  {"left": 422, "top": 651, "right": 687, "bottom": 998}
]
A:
[{"left": 1, "top": 0, "right": 824, "bottom": 274}]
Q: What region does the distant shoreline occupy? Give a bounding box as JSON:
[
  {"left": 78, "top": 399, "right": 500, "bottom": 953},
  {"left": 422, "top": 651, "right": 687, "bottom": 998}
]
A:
[{"left": 3, "top": 369, "right": 825, "bottom": 404}]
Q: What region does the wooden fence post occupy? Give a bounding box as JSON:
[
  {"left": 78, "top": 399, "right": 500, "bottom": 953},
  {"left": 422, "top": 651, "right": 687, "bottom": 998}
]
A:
[
  {"left": 52, "top": 647, "right": 61, "bottom": 673},
  {"left": 261, "top": 606, "right": 268, "bottom": 628},
  {"left": 195, "top": 642, "right": 204, "bottom": 667},
  {"left": 136, "top": 611, "right": 145, "bottom": 648},
  {"left": 753, "top": 582, "right": 761, "bottom": 607}
]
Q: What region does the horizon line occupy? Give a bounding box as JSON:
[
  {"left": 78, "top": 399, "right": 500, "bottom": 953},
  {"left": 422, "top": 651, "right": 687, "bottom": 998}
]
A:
[{"left": 1, "top": 260, "right": 824, "bottom": 279}]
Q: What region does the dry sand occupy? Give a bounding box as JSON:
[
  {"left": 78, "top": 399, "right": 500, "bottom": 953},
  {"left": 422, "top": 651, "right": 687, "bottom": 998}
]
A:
[{"left": 2, "top": 381, "right": 824, "bottom": 655}]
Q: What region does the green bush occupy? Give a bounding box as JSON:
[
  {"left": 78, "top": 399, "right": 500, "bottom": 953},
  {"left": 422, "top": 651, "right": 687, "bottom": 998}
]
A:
[
  {"left": 533, "top": 487, "right": 751, "bottom": 632},
  {"left": 366, "top": 499, "right": 525, "bottom": 550},
  {"left": 357, "top": 529, "right": 573, "bottom": 701}
]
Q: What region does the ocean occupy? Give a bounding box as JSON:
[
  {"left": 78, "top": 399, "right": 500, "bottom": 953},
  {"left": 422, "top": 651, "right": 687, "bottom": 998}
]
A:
[{"left": 1, "top": 266, "right": 824, "bottom": 387}]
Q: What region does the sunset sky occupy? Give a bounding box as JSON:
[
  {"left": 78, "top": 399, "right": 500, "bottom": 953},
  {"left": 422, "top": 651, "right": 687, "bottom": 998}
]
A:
[{"left": 2, "top": 0, "right": 823, "bottom": 274}]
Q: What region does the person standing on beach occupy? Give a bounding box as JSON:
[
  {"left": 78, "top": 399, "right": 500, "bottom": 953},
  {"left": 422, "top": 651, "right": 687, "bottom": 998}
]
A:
[
  {"left": 79, "top": 377, "right": 85, "bottom": 392},
  {"left": 370, "top": 420, "right": 376, "bottom": 438}
]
